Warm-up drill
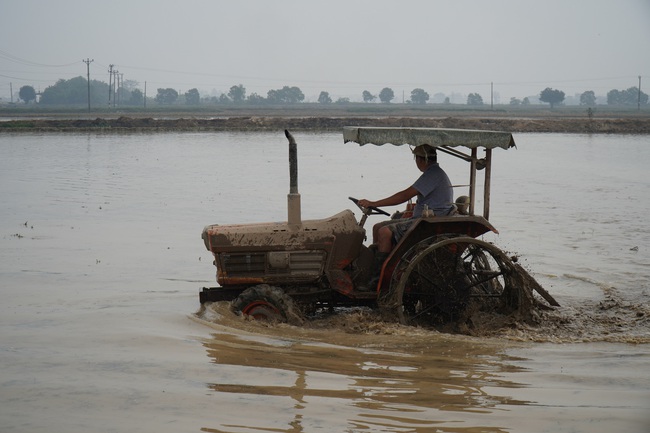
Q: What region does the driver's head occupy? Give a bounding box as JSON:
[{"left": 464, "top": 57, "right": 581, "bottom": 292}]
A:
[{"left": 412, "top": 144, "right": 437, "bottom": 164}]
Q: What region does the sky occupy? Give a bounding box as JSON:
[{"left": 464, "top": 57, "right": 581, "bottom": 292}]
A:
[{"left": 1, "top": 0, "right": 649, "bottom": 103}]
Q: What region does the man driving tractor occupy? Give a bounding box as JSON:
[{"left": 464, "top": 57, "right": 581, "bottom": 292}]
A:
[{"left": 358, "top": 144, "right": 455, "bottom": 289}]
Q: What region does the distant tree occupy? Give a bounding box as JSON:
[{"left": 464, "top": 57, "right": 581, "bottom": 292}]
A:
[
  {"left": 284, "top": 86, "right": 305, "bottom": 103},
  {"left": 228, "top": 84, "right": 246, "bottom": 103},
  {"left": 44, "top": 77, "right": 86, "bottom": 104},
  {"left": 129, "top": 89, "right": 144, "bottom": 106},
  {"left": 184, "top": 88, "right": 200, "bottom": 105},
  {"left": 266, "top": 89, "right": 279, "bottom": 103},
  {"left": 218, "top": 94, "right": 230, "bottom": 103},
  {"left": 624, "top": 87, "right": 643, "bottom": 105},
  {"left": 607, "top": 87, "right": 648, "bottom": 105},
  {"left": 335, "top": 97, "right": 350, "bottom": 104},
  {"left": 318, "top": 91, "right": 332, "bottom": 104},
  {"left": 539, "top": 87, "right": 565, "bottom": 108},
  {"left": 267, "top": 86, "right": 304, "bottom": 104},
  {"left": 607, "top": 89, "right": 622, "bottom": 105},
  {"left": 247, "top": 92, "right": 265, "bottom": 104},
  {"left": 522, "top": 97, "right": 530, "bottom": 105},
  {"left": 40, "top": 79, "right": 75, "bottom": 104},
  {"left": 18, "top": 85, "right": 37, "bottom": 103},
  {"left": 580, "top": 90, "right": 597, "bottom": 106},
  {"left": 467, "top": 93, "right": 484, "bottom": 105},
  {"left": 509, "top": 97, "right": 521, "bottom": 105},
  {"left": 40, "top": 76, "right": 107, "bottom": 105},
  {"left": 431, "top": 92, "right": 446, "bottom": 103},
  {"left": 121, "top": 79, "right": 139, "bottom": 91},
  {"left": 379, "top": 87, "right": 394, "bottom": 103},
  {"left": 116, "top": 86, "right": 131, "bottom": 105},
  {"left": 155, "top": 88, "right": 179, "bottom": 104},
  {"left": 443, "top": 96, "right": 451, "bottom": 104},
  {"left": 362, "top": 90, "right": 376, "bottom": 103},
  {"left": 630, "top": 87, "right": 646, "bottom": 105},
  {"left": 410, "top": 88, "right": 429, "bottom": 104}
]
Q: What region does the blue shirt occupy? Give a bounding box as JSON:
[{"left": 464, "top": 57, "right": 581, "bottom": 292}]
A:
[{"left": 412, "top": 163, "right": 454, "bottom": 217}]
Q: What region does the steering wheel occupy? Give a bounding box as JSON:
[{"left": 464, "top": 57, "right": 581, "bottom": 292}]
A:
[{"left": 349, "top": 197, "right": 390, "bottom": 217}]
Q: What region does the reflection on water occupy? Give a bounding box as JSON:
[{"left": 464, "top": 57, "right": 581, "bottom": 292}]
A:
[
  {"left": 1, "top": 131, "right": 649, "bottom": 433},
  {"left": 198, "top": 304, "right": 527, "bottom": 432},
  {"left": 196, "top": 303, "right": 650, "bottom": 433},
  {"left": 203, "top": 336, "right": 519, "bottom": 432}
]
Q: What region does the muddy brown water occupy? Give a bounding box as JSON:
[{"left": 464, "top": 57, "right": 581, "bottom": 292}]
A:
[{"left": 1, "top": 131, "right": 649, "bottom": 432}]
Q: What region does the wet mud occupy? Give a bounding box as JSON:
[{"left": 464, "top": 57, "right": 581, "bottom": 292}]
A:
[
  {"left": 3, "top": 115, "right": 650, "bottom": 133},
  {"left": 196, "top": 288, "right": 650, "bottom": 344}
]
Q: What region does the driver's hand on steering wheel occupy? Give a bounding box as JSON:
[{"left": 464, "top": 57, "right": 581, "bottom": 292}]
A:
[{"left": 357, "top": 199, "right": 374, "bottom": 209}]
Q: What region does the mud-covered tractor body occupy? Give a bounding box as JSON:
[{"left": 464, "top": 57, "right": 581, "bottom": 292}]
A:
[
  {"left": 199, "top": 128, "right": 558, "bottom": 325},
  {"left": 201, "top": 210, "right": 367, "bottom": 303}
]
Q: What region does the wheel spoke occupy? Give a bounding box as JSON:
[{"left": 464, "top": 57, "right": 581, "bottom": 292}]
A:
[
  {"left": 404, "top": 303, "right": 440, "bottom": 323},
  {"left": 466, "top": 270, "right": 505, "bottom": 293}
]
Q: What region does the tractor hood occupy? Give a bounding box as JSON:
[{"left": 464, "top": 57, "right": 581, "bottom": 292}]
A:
[{"left": 343, "top": 127, "right": 515, "bottom": 150}]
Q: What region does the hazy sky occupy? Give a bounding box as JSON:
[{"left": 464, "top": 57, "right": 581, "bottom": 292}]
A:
[{"left": 1, "top": 0, "right": 649, "bottom": 102}]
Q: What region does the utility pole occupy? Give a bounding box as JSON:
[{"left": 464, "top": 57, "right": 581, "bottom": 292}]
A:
[
  {"left": 119, "top": 73, "right": 124, "bottom": 107},
  {"left": 9, "top": 82, "right": 13, "bottom": 103},
  {"left": 144, "top": 81, "right": 147, "bottom": 108},
  {"left": 490, "top": 82, "right": 493, "bottom": 110},
  {"left": 113, "top": 69, "right": 119, "bottom": 107},
  {"left": 83, "top": 58, "right": 94, "bottom": 112},
  {"left": 108, "top": 64, "right": 114, "bottom": 107},
  {"left": 639, "top": 76, "right": 642, "bottom": 111}
]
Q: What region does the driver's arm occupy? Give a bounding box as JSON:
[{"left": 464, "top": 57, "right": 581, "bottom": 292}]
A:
[{"left": 359, "top": 186, "right": 418, "bottom": 209}]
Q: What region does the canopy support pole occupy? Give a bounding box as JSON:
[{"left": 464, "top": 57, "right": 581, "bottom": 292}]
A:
[
  {"left": 483, "top": 148, "right": 492, "bottom": 220},
  {"left": 469, "top": 148, "right": 477, "bottom": 216}
]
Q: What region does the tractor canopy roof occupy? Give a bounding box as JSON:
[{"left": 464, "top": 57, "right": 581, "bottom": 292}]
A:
[{"left": 343, "top": 127, "right": 516, "bottom": 150}]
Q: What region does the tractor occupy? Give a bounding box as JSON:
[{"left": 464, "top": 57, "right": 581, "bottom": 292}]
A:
[{"left": 199, "top": 127, "right": 558, "bottom": 327}]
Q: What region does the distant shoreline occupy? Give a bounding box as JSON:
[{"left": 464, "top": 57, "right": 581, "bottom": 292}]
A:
[
  {"left": 2, "top": 115, "right": 650, "bottom": 134},
  {"left": 2, "top": 105, "right": 650, "bottom": 134}
]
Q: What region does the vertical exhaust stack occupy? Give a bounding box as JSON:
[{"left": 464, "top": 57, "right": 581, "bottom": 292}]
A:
[{"left": 285, "top": 130, "right": 302, "bottom": 228}]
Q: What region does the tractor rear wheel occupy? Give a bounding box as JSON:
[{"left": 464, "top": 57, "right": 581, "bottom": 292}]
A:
[
  {"left": 231, "top": 284, "right": 303, "bottom": 325},
  {"left": 389, "top": 236, "right": 515, "bottom": 326}
]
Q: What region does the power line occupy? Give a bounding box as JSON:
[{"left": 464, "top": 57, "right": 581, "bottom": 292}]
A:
[{"left": 0, "top": 49, "right": 79, "bottom": 68}]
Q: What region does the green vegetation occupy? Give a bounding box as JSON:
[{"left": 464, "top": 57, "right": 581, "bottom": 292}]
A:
[
  {"left": 5, "top": 76, "right": 648, "bottom": 111},
  {"left": 2, "top": 100, "right": 648, "bottom": 120},
  {"left": 539, "top": 87, "right": 566, "bottom": 109},
  {"left": 318, "top": 91, "right": 332, "bottom": 104},
  {"left": 607, "top": 87, "right": 648, "bottom": 105},
  {"left": 410, "top": 88, "right": 429, "bottom": 105},
  {"left": 467, "top": 93, "right": 484, "bottom": 106},
  {"left": 18, "top": 85, "right": 36, "bottom": 104},
  {"left": 362, "top": 90, "right": 376, "bottom": 103},
  {"left": 378, "top": 87, "right": 395, "bottom": 103}
]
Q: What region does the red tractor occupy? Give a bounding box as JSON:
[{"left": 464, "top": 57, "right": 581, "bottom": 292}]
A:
[{"left": 200, "top": 127, "right": 558, "bottom": 326}]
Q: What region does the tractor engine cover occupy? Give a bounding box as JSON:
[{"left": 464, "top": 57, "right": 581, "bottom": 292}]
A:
[{"left": 202, "top": 210, "right": 365, "bottom": 287}]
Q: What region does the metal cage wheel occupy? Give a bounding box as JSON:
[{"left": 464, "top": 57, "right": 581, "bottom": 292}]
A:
[{"left": 390, "top": 236, "right": 515, "bottom": 326}]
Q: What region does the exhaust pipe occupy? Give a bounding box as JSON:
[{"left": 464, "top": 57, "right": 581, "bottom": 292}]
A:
[{"left": 285, "top": 130, "right": 301, "bottom": 228}]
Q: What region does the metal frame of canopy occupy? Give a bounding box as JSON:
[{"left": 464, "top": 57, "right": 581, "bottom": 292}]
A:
[{"left": 343, "top": 126, "right": 516, "bottom": 220}]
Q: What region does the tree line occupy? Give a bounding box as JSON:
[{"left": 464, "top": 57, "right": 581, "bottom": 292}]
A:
[{"left": 12, "top": 76, "right": 649, "bottom": 108}]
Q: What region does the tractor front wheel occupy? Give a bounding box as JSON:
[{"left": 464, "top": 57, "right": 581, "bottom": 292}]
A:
[{"left": 231, "top": 284, "right": 303, "bottom": 325}]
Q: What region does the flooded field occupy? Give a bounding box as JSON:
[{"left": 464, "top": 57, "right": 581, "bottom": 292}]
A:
[{"left": 1, "top": 131, "right": 649, "bottom": 432}]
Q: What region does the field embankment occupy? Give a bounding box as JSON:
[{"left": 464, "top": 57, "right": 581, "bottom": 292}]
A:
[{"left": 1, "top": 105, "right": 649, "bottom": 133}]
